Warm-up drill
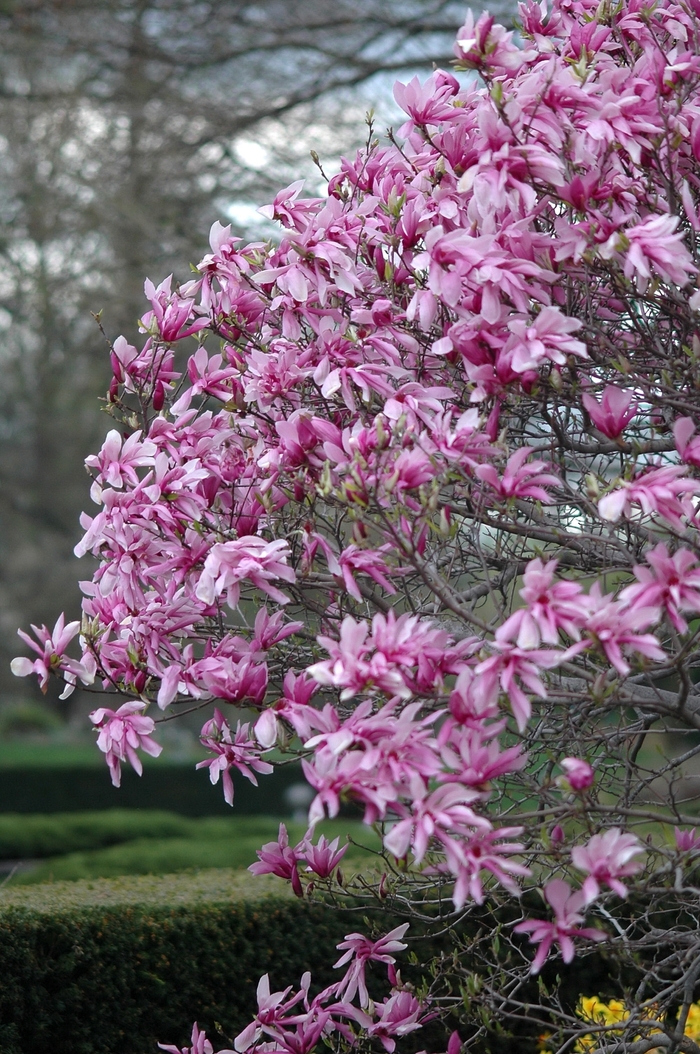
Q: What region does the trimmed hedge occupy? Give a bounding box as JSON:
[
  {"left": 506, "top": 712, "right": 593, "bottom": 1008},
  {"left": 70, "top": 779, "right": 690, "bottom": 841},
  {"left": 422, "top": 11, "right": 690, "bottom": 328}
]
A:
[
  {"left": 0, "top": 871, "right": 623, "bottom": 1054},
  {"left": 0, "top": 762, "right": 307, "bottom": 815},
  {"left": 5, "top": 814, "right": 379, "bottom": 884},
  {"left": 0, "top": 809, "right": 192, "bottom": 859},
  {"left": 0, "top": 871, "right": 357, "bottom": 1054}
]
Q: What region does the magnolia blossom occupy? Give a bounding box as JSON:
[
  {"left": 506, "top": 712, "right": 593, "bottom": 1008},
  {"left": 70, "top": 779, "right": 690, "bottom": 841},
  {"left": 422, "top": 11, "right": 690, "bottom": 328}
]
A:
[
  {"left": 10, "top": 0, "right": 700, "bottom": 1032},
  {"left": 346, "top": 990, "right": 427, "bottom": 1053},
  {"left": 506, "top": 307, "right": 587, "bottom": 373},
  {"left": 514, "top": 879, "right": 606, "bottom": 973},
  {"left": 581, "top": 385, "right": 638, "bottom": 439},
  {"left": 620, "top": 544, "right": 700, "bottom": 634},
  {"left": 674, "top": 416, "right": 700, "bottom": 467},
  {"left": 442, "top": 827, "right": 531, "bottom": 908},
  {"left": 560, "top": 757, "right": 594, "bottom": 791},
  {"left": 571, "top": 829, "right": 644, "bottom": 903},
  {"left": 197, "top": 710, "right": 273, "bottom": 806},
  {"left": 303, "top": 834, "right": 348, "bottom": 878},
  {"left": 498, "top": 558, "right": 588, "bottom": 647},
  {"left": 308, "top": 612, "right": 453, "bottom": 701},
  {"left": 675, "top": 827, "right": 700, "bottom": 852},
  {"left": 334, "top": 924, "right": 410, "bottom": 1008},
  {"left": 11, "top": 614, "right": 95, "bottom": 698},
  {"left": 475, "top": 448, "right": 560, "bottom": 504},
  {"left": 85, "top": 429, "right": 157, "bottom": 494},
  {"left": 158, "top": 1023, "right": 233, "bottom": 1054},
  {"left": 248, "top": 823, "right": 306, "bottom": 896},
  {"left": 618, "top": 214, "right": 696, "bottom": 288},
  {"left": 598, "top": 465, "right": 700, "bottom": 531},
  {"left": 583, "top": 588, "right": 664, "bottom": 677},
  {"left": 90, "top": 701, "right": 162, "bottom": 788},
  {"left": 196, "top": 537, "right": 296, "bottom": 608}
]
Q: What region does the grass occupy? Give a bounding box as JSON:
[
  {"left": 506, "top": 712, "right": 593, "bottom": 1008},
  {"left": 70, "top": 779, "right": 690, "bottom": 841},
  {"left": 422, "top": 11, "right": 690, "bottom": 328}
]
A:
[{"left": 1, "top": 811, "right": 382, "bottom": 885}]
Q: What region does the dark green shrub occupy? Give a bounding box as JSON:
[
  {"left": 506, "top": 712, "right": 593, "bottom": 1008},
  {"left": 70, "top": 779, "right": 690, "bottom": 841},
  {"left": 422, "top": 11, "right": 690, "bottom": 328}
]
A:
[
  {"left": 7, "top": 815, "right": 378, "bottom": 884},
  {"left": 0, "top": 703, "right": 63, "bottom": 737},
  {"left": 0, "top": 809, "right": 192, "bottom": 859},
  {"left": 0, "top": 872, "right": 356, "bottom": 1054},
  {"left": 0, "top": 762, "right": 307, "bottom": 815}
]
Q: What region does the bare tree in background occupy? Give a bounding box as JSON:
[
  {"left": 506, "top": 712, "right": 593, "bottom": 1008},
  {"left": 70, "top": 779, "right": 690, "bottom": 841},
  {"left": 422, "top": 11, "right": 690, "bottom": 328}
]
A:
[{"left": 0, "top": 0, "right": 518, "bottom": 705}]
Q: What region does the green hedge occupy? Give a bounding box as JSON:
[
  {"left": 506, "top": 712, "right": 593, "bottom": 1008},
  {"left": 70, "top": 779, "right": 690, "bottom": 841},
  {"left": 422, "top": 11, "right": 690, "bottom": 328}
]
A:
[
  {"left": 0, "top": 809, "right": 191, "bottom": 859},
  {"left": 0, "top": 762, "right": 307, "bottom": 815},
  {"left": 0, "top": 871, "right": 357, "bottom": 1054},
  {"left": 0, "top": 870, "right": 622, "bottom": 1054},
  {"left": 2, "top": 813, "right": 380, "bottom": 884}
]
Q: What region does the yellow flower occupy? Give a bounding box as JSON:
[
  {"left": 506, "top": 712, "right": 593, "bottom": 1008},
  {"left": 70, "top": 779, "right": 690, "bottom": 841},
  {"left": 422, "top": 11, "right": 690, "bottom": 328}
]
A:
[{"left": 575, "top": 997, "right": 700, "bottom": 1053}]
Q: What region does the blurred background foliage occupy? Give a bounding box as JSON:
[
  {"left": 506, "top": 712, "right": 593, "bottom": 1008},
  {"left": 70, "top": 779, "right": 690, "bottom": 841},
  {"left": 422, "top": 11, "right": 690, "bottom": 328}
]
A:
[{"left": 0, "top": 0, "right": 510, "bottom": 711}]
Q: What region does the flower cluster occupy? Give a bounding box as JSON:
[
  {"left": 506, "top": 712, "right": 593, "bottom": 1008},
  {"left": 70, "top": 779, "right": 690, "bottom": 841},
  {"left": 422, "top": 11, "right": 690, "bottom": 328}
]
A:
[{"left": 160, "top": 926, "right": 427, "bottom": 1054}]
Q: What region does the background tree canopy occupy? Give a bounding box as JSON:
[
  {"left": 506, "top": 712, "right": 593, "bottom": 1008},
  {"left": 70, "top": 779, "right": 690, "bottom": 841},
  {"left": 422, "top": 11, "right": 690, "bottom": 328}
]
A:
[{"left": 0, "top": 0, "right": 515, "bottom": 703}]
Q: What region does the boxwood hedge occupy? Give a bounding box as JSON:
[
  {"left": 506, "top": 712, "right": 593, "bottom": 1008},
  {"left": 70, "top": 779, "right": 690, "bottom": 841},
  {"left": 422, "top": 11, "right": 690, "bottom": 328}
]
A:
[{"left": 0, "top": 871, "right": 356, "bottom": 1054}]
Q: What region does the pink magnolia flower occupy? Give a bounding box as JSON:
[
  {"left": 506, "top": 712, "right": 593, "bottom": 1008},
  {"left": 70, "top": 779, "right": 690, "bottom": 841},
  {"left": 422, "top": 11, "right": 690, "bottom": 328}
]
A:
[
  {"left": 361, "top": 990, "right": 427, "bottom": 1053},
  {"left": 584, "top": 586, "right": 664, "bottom": 677},
  {"left": 441, "top": 827, "right": 531, "bottom": 908},
  {"left": 674, "top": 416, "right": 700, "bottom": 467},
  {"left": 195, "top": 537, "right": 296, "bottom": 608},
  {"left": 598, "top": 464, "right": 700, "bottom": 531},
  {"left": 257, "top": 180, "right": 319, "bottom": 228},
  {"left": 498, "top": 558, "right": 589, "bottom": 647},
  {"left": 238, "top": 1004, "right": 332, "bottom": 1054},
  {"left": 448, "top": 667, "right": 501, "bottom": 725},
  {"left": 475, "top": 637, "right": 572, "bottom": 731},
  {"left": 197, "top": 710, "right": 274, "bottom": 806},
  {"left": 439, "top": 723, "right": 525, "bottom": 790},
  {"left": 85, "top": 429, "right": 157, "bottom": 495},
  {"left": 475, "top": 448, "right": 560, "bottom": 504},
  {"left": 233, "top": 972, "right": 313, "bottom": 1052},
  {"left": 455, "top": 10, "right": 536, "bottom": 72},
  {"left": 581, "top": 385, "right": 639, "bottom": 438},
  {"left": 11, "top": 614, "right": 94, "bottom": 697},
  {"left": 189, "top": 654, "right": 268, "bottom": 706},
  {"left": 506, "top": 307, "right": 587, "bottom": 373},
  {"left": 337, "top": 545, "right": 399, "bottom": 603},
  {"left": 334, "top": 924, "right": 410, "bottom": 1007},
  {"left": 383, "top": 782, "right": 488, "bottom": 865},
  {"left": 303, "top": 834, "right": 348, "bottom": 878},
  {"left": 253, "top": 708, "right": 280, "bottom": 749},
  {"left": 308, "top": 616, "right": 409, "bottom": 700},
  {"left": 393, "top": 73, "right": 459, "bottom": 130},
  {"left": 620, "top": 544, "right": 700, "bottom": 634},
  {"left": 159, "top": 1023, "right": 233, "bottom": 1054},
  {"left": 142, "top": 275, "right": 209, "bottom": 342},
  {"left": 514, "top": 879, "right": 606, "bottom": 974},
  {"left": 674, "top": 827, "right": 700, "bottom": 852},
  {"left": 248, "top": 823, "right": 305, "bottom": 896},
  {"left": 560, "top": 757, "right": 594, "bottom": 791},
  {"left": 308, "top": 612, "right": 450, "bottom": 701},
  {"left": 90, "top": 700, "right": 163, "bottom": 788},
  {"left": 611, "top": 213, "right": 696, "bottom": 288},
  {"left": 250, "top": 607, "right": 303, "bottom": 651},
  {"left": 571, "top": 828, "right": 644, "bottom": 903}
]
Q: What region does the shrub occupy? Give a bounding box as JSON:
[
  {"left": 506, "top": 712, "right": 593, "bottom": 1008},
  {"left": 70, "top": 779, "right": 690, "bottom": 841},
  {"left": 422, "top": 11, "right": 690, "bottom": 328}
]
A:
[
  {"left": 0, "top": 872, "right": 355, "bottom": 1054},
  {"left": 5, "top": 814, "right": 379, "bottom": 883}
]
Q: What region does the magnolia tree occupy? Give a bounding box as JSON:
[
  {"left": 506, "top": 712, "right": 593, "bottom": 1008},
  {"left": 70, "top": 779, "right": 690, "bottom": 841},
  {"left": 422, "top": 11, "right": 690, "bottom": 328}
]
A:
[{"left": 11, "top": 0, "right": 700, "bottom": 1049}]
